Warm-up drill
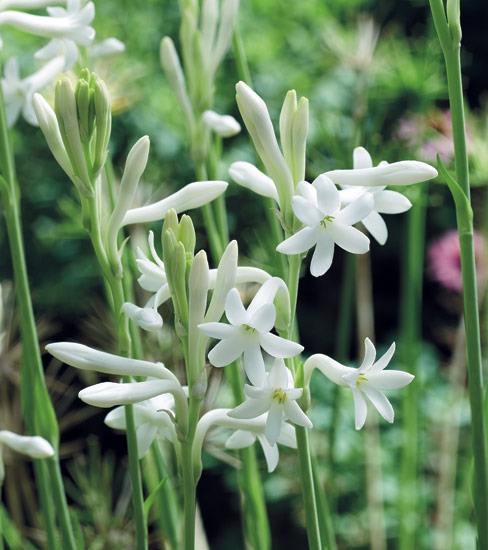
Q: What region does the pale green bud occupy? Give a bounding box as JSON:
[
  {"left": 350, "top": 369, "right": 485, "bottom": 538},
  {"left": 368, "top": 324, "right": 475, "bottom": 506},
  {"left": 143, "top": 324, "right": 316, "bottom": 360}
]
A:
[
  {"left": 75, "top": 77, "right": 94, "bottom": 143},
  {"left": 178, "top": 214, "right": 196, "bottom": 258},
  {"left": 171, "top": 242, "right": 189, "bottom": 329},
  {"left": 162, "top": 209, "right": 179, "bottom": 250},
  {"left": 292, "top": 97, "right": 309, "bottom": 184},
  {"left": 93, "top": 77, "right": 112, "bottom": 177},
  {"left": 279, "top": 90, "right": 297, "bottom": 175}
]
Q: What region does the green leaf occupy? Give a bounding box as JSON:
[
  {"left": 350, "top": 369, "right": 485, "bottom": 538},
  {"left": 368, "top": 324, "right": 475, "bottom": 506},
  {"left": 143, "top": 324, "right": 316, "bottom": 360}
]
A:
[
  {"left": 143, "top": 477, "right": 167, "bottom": 523},
  {"left": 436, "top": 154, "right": 473, "bottom": 233}
]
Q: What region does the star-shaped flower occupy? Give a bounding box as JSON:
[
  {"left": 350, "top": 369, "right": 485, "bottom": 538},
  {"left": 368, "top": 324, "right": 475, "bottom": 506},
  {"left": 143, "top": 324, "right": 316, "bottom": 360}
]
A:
[
  {"left": 305, "top": 338, "right": 414, "bottom": 430},
  {"left": 198, "top": 287, "right": 303, "bottom": 386},
  {"left": 276, "top": 174, "right": 374, "bottom": 276},
  {"left": 228, "top": 359, "right": 312, "bottom": 445}
]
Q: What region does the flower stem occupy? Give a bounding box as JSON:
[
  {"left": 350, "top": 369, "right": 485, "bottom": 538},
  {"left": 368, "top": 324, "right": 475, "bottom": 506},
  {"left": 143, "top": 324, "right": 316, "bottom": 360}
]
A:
[
  {"left": 429, "top": 2, "right": 488, "bottom": 546},
  {"left": 0, "top": 68, "right": 74, "bottom": 550}
]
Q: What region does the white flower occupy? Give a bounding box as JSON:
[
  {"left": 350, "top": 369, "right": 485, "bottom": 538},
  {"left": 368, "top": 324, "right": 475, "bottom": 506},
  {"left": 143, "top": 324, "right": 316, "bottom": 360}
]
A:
[
  {"left": 228, "top": 359, "right": 312, "bottom": 445},
  {"left": 198, "top": 283, "right": 303, "bottom": 386},
  {"left": 226, "top": 421, "right": 296, "bottom": 473},
  {"left": 90, "top": 37, "right": 125, "bottom": 58},
  {"left": 202, "top": 109, "right": 240, "bottom": 137},
  {"left": 304, "top": 338, "right": 414, "bottom": 430},
  {"left": 0, "top": 430, "right": 54, "bottom": 459},
  {"left": 276, "top": 174, "right": 373, "bottom": 276},
  {"left": 105, "top": 391, "right": 182, "bottom": 458},
  {"left": 0, "top": 0, "right": 95, "bottom": 69},
  {"left": 338, "top": 147, "right": 413, "bottom": 245},
  {"left": 2, "top": 56, "right": 64, "bottom": 126},
  {"left": 228, "top": 161, "right": 279, "bottom": 204}
]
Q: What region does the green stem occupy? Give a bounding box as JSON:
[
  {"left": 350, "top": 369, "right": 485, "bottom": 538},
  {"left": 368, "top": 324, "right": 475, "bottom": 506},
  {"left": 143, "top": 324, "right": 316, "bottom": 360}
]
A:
[
  {"left": 398, "top": 185, "right": 427, "bottom": 550},
  {"left": 232, "top": 22, "right": 253, "bottom": 86},
  {"left": 311, "top": 457, "right": 337, "bottom": 550},
  {"left": 429, "top": 2, "right": 488, "bottom": 546},
  {"left": 33, "top": 460, "right": 59, "bottom": 550},
  {"left": 181, "top": 441, "right": 196, "bottom": 550}
]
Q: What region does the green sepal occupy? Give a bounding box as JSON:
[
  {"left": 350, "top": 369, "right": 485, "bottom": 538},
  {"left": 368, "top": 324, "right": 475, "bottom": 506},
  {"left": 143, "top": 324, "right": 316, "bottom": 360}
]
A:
[
  {"left": 162, "top": 228, "right": 178, "bottom": 298},
  {"left": 143, "top": 477, "right": 167, "bottom": 524},
  {"left": 437, "top": 154, "right": 473, "bottom": 233}
]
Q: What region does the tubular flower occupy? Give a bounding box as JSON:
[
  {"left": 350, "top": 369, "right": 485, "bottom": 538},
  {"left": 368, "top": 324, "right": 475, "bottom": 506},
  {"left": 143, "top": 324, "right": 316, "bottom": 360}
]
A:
[
  {"left": 0, "top": 430, "right": 54, "bottom": 459},
  {"left": 226, "top": 420, "right": 297, "bottom": 473},
  {"left": 202, "top": 109, "right": 241, "bottom": 137},
  {"left": 304, "top": 338, "right": 414, "bottom": 430},
  {"left": 198, "top": 285, "right": 303, "bottom": 386},
  {"left": 338, "top": 147, "right": 413, "bottom": 245},
  {"left": 228, "top": 359, "right": 312, "bottom": 445},
  {"left": 277, "top": 174, "right": 373, "bottom": 276}
]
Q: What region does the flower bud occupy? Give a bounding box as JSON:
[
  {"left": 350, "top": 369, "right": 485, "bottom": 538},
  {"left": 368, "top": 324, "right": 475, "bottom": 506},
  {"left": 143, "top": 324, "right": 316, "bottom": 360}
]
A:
[
  {"left": 0, "top": 431, "right": 54, "bottom": 459},
  {"left": 279, "top": 90, "right": 297, "bottom": 173},
  {"left": 92, "top": 77, "right": 111, "bottom": 176},
  {"left": 229, "top": 161, "right": 279, "bottom": 203},
  {"left": 75, "top": 73, "right": 94, "bottom": 143},
  {"left": 121, "top": 303, "right": 163, "bottom": 332},
  {"left": 178, "top": 214, "right": 196, "bottom": 258},
  {"left": 202, "top": 110, "right": 240, "bottom": 137},
  {"left": 292, "top": 97, "right": 309, "bottom": 184}
]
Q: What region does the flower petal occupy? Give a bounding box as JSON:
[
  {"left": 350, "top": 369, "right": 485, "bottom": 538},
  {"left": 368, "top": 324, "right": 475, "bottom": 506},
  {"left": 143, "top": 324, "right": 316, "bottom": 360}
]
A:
[
  {"left": 257, "top": 434, "right": 280, "bottom": 472},
  {"left": 351, "top": 388, "right": 368, "bottom": 430},
  {"left": 276, "top": 226, "right": 318, "bottom": 255},
  {"left": 292, "top": 195, "right": 322, "bottom": 226},
  {"left": 226, "top": 430, "right": 256, "bottom": 449},
  {"left": 229, "top": 398, "right": 270, "bottom": 420},
  {"left": 374, "top": 190, "right": 412, "bottom": 214},
  {"left": 310, "top": 234, "right": 334, "bottom": 276},
  {"left": 243, "top": 342, "right": 266, "bottom": 386},
  {"left": 361, "top": 338, "right": 376, "bottom": 371},
  {"left": 208, "top": 334, "right": 246, "bottom": 367},
  {"left": 335, "top": 193, "right": 374, "bottom": 226},
  {"left": 249, "top": 303, "right": 276, "bottom": 333},
  {"left": 362, "top": 211, "right": 388, "bottom": 245},
  {"left": 198, "top": 322, "right": 239, "bottom": 339},
  {"left": 353, "top": 146, "right": 373, "bottom": 169},
  {"left": 370, "top": 342, "right": 396, "bottom": 372},
  {"left": 265, "top": 402, "right": 284, "bottom": 445},
  {"left": 229, "top": 161, "right": 279, "bottom": 202},
  {"left": 259, "top": 332, "right": 303, "bottom": 359},
  {"left": 269, "top": 359, "right": 290, "bottom": 387},
  {"left": 284, "top": 400, "right": 312, "bottom": 429},
  {"left": 315, "top": 174, "right": 340, "bottom": 215},
  {"left": 225, "top": 288, "right": 248, "bottom": 325},
  {"left": 277, "top": 423, "right": 297, "bottom": 448},
  {"left": 367, "top": 370, "right": 414, "bottom": 390},
  {"left": 361, "top": 386, "right": 394, "bottom": 423},
  {"left": 330, "top": 225, "right": 370, "bottom": 254},
  {"left": 136, "top": 424, "right": 158, "bottom": 458}
]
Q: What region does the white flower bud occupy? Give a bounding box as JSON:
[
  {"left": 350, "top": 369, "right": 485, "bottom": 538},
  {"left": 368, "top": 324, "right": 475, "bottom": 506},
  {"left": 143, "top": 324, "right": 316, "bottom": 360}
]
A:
[
  {"left": 229, "top": 161, "right": 279, "bottom": 203},
  {"left": 121, "top": 303, "right": 163, "bottom": 332},
  {"left": 90, "top": 38, "right": 125, "bottom": 58},
  {"left": 0, "top": 431, "right": 54, "bottom": 459},
  {"left": 202, "top": 110, "right": 240, "bottom": 137}
]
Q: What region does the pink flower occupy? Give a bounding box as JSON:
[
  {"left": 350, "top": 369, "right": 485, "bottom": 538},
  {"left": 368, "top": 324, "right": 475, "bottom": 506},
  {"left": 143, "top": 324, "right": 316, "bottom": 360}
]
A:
[{"left": 428, "top": 229, "right": 485, "bottom": 292}]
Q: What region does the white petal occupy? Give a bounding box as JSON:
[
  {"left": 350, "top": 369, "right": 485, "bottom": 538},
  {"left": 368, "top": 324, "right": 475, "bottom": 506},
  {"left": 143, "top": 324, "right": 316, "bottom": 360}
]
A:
[
  {"left": 243, "top": 342, "right": 266, "bottom": 386},
  {"left": 276, "top": 227, "right": 319, "bottom": 255},
  {"left": 277, "top": 423, "right": 297, "bottom": 448},
  {"left": 202, "top": 110, "right": 241, "bottom": 137},
  {"left": 225, "top": 288, "right": 248, "bottom": 325},
  {"left": 198, "top": 322, "right": 238, "bottom": 339},
  {"left": 330, "top": 225, "right": 370, "bottom": 254},
  {"left": 136, "top": 424, "right": 158, "bottom": 458},
  {"left": 292, "top": 195, "right": 322, "bottom": 226},
  {"left": 351, "top": 388, "right": 368, "bottom": 430},
  {"left": 361, "top": 337, "right": 376, "bottom": 371},
  {"left": 284, "top": 400, "right": 312, "bottom": 429},
  {"left": 0, "top": 431, "right": 54, "bottom": 459},
  {"left": 335, "top": 193, "right": 374, "bottom": 226},
  {"left": 269, "top": 360, "right": 289, "bottom": 387},
  {"left": 362, "top": 211, "right": 388, "bottom": 245},
  {"left": 314, "top": 174, "right": 340, "bottom": 215},
  {"left": 259, "top": 333, "right": 303, "bottom": 359},
  {"left": 229, "top": 398, "right": 270, "bottom": 420},
  {"left": 353, "top": 147, "right": 373, "bottom": 169},
  {"left": 208, "top": 334, "right": 246, "bottom": 367},
  {"left": 374, "top": 190, "right": 412, "bottom": 214},
  {"left": 257, "top": 434, "right": 280, "bottom": 472},
  {"left": 265, "top": 402, "right": 284, "bottom": 445},
  {"left": 228, "top": 161, "right": 279, "bottom": 202},
  {"left": 226, "top": 430, "right": 256, "bottom": 449},
  {"left": 367, "top": 370, "right": 414, "bottom": 390},
  {"left": 370, "top": 342, "right": 396, "bottom": 372},
  {"left": 104, "top": 406, "right": 127, "bottom": 430},
  {"left": 121, "top": 303, "right": 162, "bottom": 332},
  {"left": 249, "top": 303, "right": 276, "bottom": 333},
  {"left": 310, "top": 234, "right": 334, "bottom": 276},
  {"left": 361, "top": 386, "right": 394, "bottom": 423},
  {"left": 90, "top": 37, "right": 125, "bottom": 57},
  {"left": 296, "top": 180, "right": 317, "bottom": 204}
]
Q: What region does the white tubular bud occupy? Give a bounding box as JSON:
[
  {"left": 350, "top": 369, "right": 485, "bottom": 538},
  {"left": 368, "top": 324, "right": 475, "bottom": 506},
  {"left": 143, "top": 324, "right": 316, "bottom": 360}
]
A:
[
  {"left": 325, "top": 161, "right": 438, "bottom": 187},
  {"left": 229, "top": 161, "right": 279, "bottom": 203},
  {"left": 90, "top": 38, "right": 125, "bottom": 58},
  {"left": 292, "top": 97, "right": 309, "bottom": 184},
  {"left": 211, "top": 0, "right": 239, "bottom": 75},
  {"left": 279, "top": 90, "right": 297, "bottom": 174},
  {"left": 121, "top": 303, "right": 163, "bottom": 333},
  {"left": 122, "top": 180, "right": 228, "bottom": 226},
  {"left": 202, "top": 110, "right": 240, "bottom": 137},
  {"left": 0, "top": 431, "right": 54, "bottom": 459}
]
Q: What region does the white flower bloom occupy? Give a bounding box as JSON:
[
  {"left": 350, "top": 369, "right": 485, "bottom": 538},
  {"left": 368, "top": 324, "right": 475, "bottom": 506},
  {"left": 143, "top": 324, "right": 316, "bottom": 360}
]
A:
[
  {"left": 2, "top": 55, "right": 64, "bottom": 126},
  {"left": 228, "top": 359, "right": 312, "bottom": 445},
  {"left": 0, "top": 430, "right": 54, "bottom": 459},
  {"left": 198, "top": 283, "right": 303, "bottom": 386},
  {"left": 304, "top": 338, "right": 414, "bottom": 430},
  {"left": 105, "top": 391, "right": 181, "bottom": 458},
  {"left": 90, "top": 37, "right": 125, "bottom": 58},
  {"left": 122, "top": 180, "right": 228, "bottom": 226},
  {"left": 338, "top": 147, "right": 413, "bottom": 245},
  {"left": 202, "top": 109, "right": 241, "bottom": 137},
  {"left": 226, "top": 421, "right": 296, "bottom": 473},
  {"left": 0, "top": 0, "right": 95, "bottom": 69},
  {"left": 121, "top": 303, "right": 163, "bottom": 333},
  {"left": 46, "top": 342, "right": 177, "bottom": 381},
  {"left": 276, "top": 174, "right": 373, "bottom": 276},
  {"left": 228, "top": 161, "right": 279, "bottom": 204}
]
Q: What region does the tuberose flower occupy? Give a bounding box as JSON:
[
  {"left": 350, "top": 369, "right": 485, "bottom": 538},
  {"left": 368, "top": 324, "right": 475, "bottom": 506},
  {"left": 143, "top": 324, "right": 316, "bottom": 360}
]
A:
[
  {"left": 202, "top": 110, "right": 241, "bottom": 138},
  {"left": 198, "top": 284, "right": 303, "bottom": 386},
  {"left": 0, "top": 430, "right": 54, "bottom": 459},
  {"left": 228, "top": 359, "right": 312, "bottom": 445},
  {"left": 276, "top": 174, "right": 373, "bottom": 276},
  {"left": 304, "top": 338, "right": 414, "bottom": 430}
]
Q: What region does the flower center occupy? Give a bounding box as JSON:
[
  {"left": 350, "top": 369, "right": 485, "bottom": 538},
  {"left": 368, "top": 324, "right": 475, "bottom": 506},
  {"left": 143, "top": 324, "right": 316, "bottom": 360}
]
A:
[
  {"left": 356, "top": 373, "right": 368, "bottom": 386},
  {"left": 320, "top": 215, "right": 335, "bottom": 228},
  {"left": 243, "top": 324, "right": 257, "bottom": 333},
  {"left": 272, "top": 388, "right": 287, "bottom": 404}
]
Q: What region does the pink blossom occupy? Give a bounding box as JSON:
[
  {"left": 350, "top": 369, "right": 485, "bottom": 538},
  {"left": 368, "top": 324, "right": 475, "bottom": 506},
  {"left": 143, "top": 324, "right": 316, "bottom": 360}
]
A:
[{"left": 428, "top": 229, "right": 485, "bottom": 292}]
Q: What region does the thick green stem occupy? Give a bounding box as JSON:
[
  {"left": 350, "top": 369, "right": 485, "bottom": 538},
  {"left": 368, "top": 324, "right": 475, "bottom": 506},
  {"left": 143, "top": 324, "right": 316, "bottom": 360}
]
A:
[
  {"left": 181, "top": 441, "right": 196, "bottom": 550},
  {"left": 428, "top": 2, "right": 488, "bottom": 546}
]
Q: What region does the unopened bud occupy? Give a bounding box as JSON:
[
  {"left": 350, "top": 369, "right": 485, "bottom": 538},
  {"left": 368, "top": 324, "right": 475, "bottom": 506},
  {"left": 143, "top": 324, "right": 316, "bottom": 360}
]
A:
[{"left": 178, "top": 214, "right": 196, "bottom": 257}]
